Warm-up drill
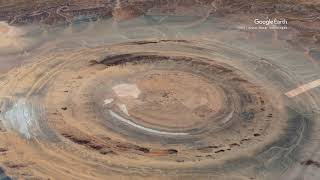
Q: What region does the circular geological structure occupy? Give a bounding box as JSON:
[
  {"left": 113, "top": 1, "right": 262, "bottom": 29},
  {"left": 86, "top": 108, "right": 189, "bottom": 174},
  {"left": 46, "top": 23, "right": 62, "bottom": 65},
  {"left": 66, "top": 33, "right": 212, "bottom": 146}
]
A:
[
  {"left": 0, "top": 0, "right": 320, "bottom": 179},
  {"left": 0, "top": 39, "right": 318, "bottom": 179}
]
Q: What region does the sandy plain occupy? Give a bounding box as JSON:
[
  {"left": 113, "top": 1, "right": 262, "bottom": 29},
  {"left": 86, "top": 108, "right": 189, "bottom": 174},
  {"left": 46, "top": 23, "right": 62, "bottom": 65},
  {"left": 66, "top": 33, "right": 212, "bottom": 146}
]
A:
[{"left": 0, "top": 0, "right": 319, "bottom": 180}]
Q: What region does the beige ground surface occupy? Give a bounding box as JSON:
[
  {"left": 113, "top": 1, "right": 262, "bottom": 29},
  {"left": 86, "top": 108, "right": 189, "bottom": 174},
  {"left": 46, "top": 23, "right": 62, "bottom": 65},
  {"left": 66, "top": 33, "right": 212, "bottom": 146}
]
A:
[{"left": 0, "top": 1, "right": 319, "bottom": 179}]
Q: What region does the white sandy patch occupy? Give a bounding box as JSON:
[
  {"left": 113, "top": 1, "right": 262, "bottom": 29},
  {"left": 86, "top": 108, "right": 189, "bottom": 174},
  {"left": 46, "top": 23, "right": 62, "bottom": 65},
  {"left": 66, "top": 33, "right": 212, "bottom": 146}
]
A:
[
  {"left": 103, "top": 98, "right": 114, "bottom": 105},
  {"left": 117, "top": 103, "right": 129, "bottom": 116},
  {"left": 109, "top": 110, "right": 189, "bottom": 136},
  {"left": 112, "top": 83, "right": 141, "bottom": 98},
  {"left": 221, "top": 110, "right": 234, "bottom": 124}
]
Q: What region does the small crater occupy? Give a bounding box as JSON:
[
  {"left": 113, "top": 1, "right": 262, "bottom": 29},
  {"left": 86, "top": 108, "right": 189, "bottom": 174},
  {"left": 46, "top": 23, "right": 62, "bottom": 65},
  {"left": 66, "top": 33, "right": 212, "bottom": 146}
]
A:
[
  {"left": 214, "top": 149, "right": 225, "bottom": 153},
  {"left": 136, "top": 147, "right": 150, "bottom": 153},
  {"left": 301, "top": 159, "right": 320, "bottom": 168},
  {"left": 148, "top": 149, "right": 178, "bottom": 156},
  {"left": 61, "top": 107, "right": 68, "bottom": 111},
  {"left": 176, "top": 159, "right": 185, "bottom": 162},
  {"left": 253, "top": 133, "right": 261, "bottom": 137},
  {"left": 0, "top": 148, "right": 8, "bottom": 152},
  {"left": 167, "top": 149, "right": 178, "bottom": 154},
  {"left": 240, "top": 138, "right": 250, "bottom": 144},
  {"left": 61, "top": 133, "right": 90, "bottom": 145},
  {"left": 229, "top": 143, "right": 240, "bottom": 147},
  {"left": 100, "top": 149, "right": 116, "bottom": 155}
]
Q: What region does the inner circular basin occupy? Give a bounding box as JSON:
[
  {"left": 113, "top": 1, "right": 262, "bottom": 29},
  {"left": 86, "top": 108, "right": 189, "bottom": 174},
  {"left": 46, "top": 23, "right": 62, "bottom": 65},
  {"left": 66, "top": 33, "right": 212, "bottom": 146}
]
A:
[{"left": 111, "top": 70, "right": 224, "bottom": 129}]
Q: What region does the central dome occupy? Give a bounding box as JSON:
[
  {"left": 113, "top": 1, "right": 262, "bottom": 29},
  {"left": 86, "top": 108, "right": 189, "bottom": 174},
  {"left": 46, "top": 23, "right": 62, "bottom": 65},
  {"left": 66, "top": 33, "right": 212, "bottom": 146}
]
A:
[{"left": 110, "top": 70, "right": 224, "bottom": 129}]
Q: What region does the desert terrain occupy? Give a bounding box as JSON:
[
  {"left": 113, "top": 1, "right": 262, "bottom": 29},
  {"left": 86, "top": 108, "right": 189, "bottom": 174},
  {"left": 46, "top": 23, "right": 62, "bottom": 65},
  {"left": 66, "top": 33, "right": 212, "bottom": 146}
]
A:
[{"left": 0, "top": 0, "right": 319, "bottom": 179}]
